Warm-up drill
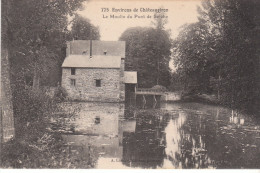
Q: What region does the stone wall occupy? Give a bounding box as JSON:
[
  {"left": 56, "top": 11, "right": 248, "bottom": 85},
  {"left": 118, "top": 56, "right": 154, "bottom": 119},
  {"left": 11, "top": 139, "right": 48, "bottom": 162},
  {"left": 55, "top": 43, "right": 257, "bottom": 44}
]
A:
[
  {"left": 119, "top": 58, "right": 125, "bottom": 102},
  {"left": 62, "top": 68, "right": 124, "bottom": 102}
]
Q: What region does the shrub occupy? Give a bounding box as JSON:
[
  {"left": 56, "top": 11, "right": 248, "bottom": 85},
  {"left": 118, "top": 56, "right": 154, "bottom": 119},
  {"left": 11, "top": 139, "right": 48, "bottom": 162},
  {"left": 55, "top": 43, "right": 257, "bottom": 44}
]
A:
[
  {"left": 53, "top": 86, "right": 68, "bottom": 102},
  {"left": 13, "top": 86, "right": 58, "bottom": 141}
]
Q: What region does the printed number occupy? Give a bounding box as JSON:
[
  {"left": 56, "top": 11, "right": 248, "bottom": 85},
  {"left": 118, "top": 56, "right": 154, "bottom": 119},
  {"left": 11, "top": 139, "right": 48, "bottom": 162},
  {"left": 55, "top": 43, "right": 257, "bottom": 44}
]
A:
[{"left": 101, "top": 8, "right": 109, "bottom": 12}]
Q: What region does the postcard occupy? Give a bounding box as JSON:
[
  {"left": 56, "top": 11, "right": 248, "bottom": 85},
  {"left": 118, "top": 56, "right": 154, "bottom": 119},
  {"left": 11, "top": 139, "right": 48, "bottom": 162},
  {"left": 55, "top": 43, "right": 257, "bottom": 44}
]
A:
[{"left": 1, "top": 0, "right": 259, "bottom": 170}]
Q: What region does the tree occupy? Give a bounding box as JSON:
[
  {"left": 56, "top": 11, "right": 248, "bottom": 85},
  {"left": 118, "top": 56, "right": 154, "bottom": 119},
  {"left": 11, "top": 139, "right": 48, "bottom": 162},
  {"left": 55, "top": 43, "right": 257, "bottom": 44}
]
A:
[
  {"left": 173, "top": 0, "right": 260, "bottom": 112},
  {"left": 172, "top": 21, "right": 214, "bottom": 93},
  {"left": 4, "top": 0, "right": 89, "bottom": 140},
  {"left": 152, "top": 11, "right": 171, "bottom": 85},
  {"left": 120, "top": 26, "right": 172, "bottom": 88},
  {"left": 69, "top": 14, "right": 100, "bottom": 40},
  {"left": 198, "top": 0, "right": 259, "bottom": 110},
  {"left": 8, "top": 0, "right": 87, "bottom": 89},
  {"left": 1, "top": 0, "right": 15, "bottom": 150}
]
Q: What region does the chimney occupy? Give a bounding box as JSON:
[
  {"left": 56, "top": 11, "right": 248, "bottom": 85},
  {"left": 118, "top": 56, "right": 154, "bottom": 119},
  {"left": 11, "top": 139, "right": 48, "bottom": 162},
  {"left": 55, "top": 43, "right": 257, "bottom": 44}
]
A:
[{"left": 90, "top": 40, "right": 92, "bottom": 58}]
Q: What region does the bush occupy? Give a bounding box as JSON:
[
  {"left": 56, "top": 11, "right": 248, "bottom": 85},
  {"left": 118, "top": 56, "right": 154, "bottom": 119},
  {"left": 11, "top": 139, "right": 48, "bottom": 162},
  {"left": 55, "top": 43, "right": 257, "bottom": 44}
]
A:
[
  {"left": 1, "top": 133, "right": 97, "bottom": 168},
  {"left": 13, "top": 86, "right": 58, "bottom": 141},
  {"left": 53, "top": 86, "right": 68, "bottom": 102}
]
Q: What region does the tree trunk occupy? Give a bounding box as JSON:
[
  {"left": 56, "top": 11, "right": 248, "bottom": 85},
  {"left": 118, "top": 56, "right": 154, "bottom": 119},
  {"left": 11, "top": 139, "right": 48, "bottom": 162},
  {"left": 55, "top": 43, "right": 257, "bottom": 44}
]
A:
[
  {"left": 1, "top": 49, "right": 15, "bottom": 142},
  {"left": 32, "top": 64, "right": 40, "bottom": 90},
  {"left": 1, "top": 0, "right": 15, "bottom": 151},
  {"left": 217, "top": 74, "right": 221, "bottom": 100},
  {"left": 157, "top": 57, "right": 159, "bottom": 85}
]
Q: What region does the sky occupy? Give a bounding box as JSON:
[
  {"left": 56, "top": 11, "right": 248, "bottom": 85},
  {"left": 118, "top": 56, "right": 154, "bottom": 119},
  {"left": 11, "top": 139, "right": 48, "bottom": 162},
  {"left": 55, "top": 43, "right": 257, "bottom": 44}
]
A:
[{"left": 78, "top": 0, "right": 202, "bottom": 41}]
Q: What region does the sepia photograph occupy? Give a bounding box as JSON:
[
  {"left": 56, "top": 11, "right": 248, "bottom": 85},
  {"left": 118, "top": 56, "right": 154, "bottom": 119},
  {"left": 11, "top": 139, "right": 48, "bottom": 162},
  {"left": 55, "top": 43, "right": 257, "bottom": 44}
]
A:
[{"left": 1, "top": 0, "right": 260, "bottom": 170}]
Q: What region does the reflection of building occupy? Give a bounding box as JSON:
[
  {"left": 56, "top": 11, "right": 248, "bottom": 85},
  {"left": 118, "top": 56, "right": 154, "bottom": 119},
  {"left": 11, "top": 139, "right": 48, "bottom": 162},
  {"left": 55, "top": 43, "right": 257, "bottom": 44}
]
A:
[
  {"left": 61, "top": 40, "right": 137, "bottom": 102},
  {"left": 71, "top": 102, "right": 122, "bottom": 136},
  {"left": 61, "top": 102, "right": 136, "bottom": 169},
  {"left": 122, "top": 111, "right": 169, "bottom": 168}
]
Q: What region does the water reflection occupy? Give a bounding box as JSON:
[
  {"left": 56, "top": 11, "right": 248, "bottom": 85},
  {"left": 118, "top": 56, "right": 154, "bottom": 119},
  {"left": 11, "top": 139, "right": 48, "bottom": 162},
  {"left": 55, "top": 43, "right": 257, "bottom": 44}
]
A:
[
  {"left": 52, "top": 102, "right": 260, "bottom": 169},
  {"left": 57, "top": 102, "right": 134, "bottom": 168},
  {"left": 230, "top": 110, "right": 245, "bottom": 125},
  {"left": 122, "top": 110, "right": 170, "bottom": 168}
]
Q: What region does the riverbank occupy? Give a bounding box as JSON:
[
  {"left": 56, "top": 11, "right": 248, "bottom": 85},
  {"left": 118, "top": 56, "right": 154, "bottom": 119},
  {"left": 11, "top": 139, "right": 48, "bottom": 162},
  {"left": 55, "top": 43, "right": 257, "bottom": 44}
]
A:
[
  {"left": 181, "top": 93, "right": 219, "bottom": 105},
  {"left": 179, "top": 93, "right": 260, "bottom": 118},
  {"left": 0, "top": 88, "right": 97, "bottom": 168},
  {"left": 1, "top": 133, "right": 96, "bottom": 168},
  {"left": 1, "top": 108, "right": 97, "bottom": 168}
]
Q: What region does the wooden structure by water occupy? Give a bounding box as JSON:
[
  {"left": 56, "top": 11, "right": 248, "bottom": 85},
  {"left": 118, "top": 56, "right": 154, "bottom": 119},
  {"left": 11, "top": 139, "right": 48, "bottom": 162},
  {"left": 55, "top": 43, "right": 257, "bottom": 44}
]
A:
[{"left": 133, "top": 88, "right": 164, "bottom": 109}]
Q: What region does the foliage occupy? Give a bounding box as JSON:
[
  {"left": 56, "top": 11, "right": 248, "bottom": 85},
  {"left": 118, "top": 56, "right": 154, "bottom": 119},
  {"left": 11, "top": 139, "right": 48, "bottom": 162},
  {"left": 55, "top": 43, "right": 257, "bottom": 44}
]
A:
[
  {"left": 1, "top": 0, "right": 101, "bottom": 168},
  {"left": 3, "top": 86, "right": 97, "bottom": 168},
  {"left": 53, "top": 86, "right": 68, "bottom": 102},
  {"left": 119, "top": 26, "right": 172, "bottom": 88},
  {"left": 1, "top": 133, "right": 97, "bottom": 168},
  {"left": 12, "top": 87, "right": 57, "bottom": 141},
  {"left": 172, "top": 22, "right": 214, "bottom": 93},
  {"left": 3, "top": 0, "right": 89, "bottom": 139},
  {"left": 4, "top": 0, "right": 100, "bottom": 137},
  {"left": 68, "top": 14, "right": 100, "bottom": 40},
  {"left": 7, "top": 0, "right": 89, "bottom": 88},
  {"left": 172, "top": 0, "right": 260, "bottom": 113}
]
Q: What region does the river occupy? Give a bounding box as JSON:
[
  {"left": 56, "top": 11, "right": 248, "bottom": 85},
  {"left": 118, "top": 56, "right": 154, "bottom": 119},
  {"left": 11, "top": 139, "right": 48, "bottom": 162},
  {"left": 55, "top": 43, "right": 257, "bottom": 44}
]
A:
[{"left": 51, "top": 102, "right": 260, "bottom": 169}]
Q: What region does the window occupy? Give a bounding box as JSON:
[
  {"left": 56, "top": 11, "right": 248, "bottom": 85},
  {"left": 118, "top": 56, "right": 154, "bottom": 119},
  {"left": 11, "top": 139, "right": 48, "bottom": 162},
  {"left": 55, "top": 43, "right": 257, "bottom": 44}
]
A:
[
  {"left": 71, "top": 68, "right": 76, "bottom": 75},
  {"left": 70, "top": 79, "right": 76, "bottom": 86},
  {"left": 96, "top": 79, "right": 101, "bottom": 87},
  {"left": 82, "top": 50, "right": 87, "bottom": 55},
  {"left": 95, "top": 116, "right": 100, "bottom": 124}
]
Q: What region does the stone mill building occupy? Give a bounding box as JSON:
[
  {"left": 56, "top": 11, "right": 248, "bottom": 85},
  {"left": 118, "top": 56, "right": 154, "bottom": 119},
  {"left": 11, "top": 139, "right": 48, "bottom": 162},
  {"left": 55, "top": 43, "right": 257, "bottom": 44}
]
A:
[{"left": 61, "top": 40, "right": 137, "bottom": 102}]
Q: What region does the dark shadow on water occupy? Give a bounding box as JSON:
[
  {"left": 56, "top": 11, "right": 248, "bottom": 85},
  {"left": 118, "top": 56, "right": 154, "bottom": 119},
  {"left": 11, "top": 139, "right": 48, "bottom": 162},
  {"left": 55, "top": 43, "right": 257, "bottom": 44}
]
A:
[
  {"left": 49, "top": 101, "right": 260, "bottom": 169},
  {"left": 121, "top": 110, "right": 170, "bottom": 168}
]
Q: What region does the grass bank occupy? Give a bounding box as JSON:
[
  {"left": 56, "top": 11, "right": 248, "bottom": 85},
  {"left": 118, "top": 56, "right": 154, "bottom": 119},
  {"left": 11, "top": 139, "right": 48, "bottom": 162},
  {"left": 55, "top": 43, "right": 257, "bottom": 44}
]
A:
[{"left": 1, "top": 88, "right": 96, "bottom": 168}]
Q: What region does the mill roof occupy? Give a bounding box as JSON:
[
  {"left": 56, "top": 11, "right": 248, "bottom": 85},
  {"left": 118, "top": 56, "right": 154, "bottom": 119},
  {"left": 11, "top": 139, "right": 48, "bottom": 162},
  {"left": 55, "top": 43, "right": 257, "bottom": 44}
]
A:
[
  {"left": 62, "top": 55, "right": 122, "bottom": 68},
  {"left": 68, "top": 40, "right": 125, "bottom": 57}
]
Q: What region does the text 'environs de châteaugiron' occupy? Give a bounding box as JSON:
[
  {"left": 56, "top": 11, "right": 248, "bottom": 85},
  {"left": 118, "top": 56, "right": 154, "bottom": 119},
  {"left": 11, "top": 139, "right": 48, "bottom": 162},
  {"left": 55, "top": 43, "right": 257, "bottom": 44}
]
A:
[{"left": 111, "top": 8, "right": 168, "bottom": 13}]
